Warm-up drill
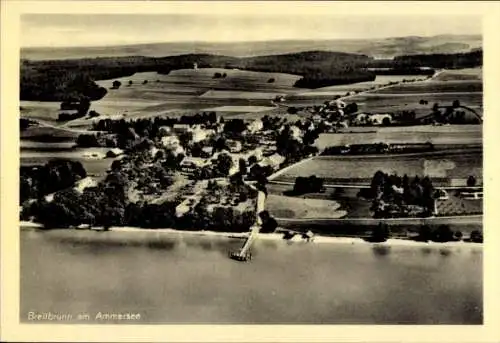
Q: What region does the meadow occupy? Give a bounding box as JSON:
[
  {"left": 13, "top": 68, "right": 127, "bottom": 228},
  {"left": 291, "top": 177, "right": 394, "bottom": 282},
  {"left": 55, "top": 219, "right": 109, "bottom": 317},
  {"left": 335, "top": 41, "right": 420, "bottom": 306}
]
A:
[
  {"left": 20, "top": 147, "right": 116, "bottom": 178},
  {"left": 293, "top": 75, "right": 426, "bottom": 97},
  {"left": 274, "top": 149, "right": 482, "bottom": 186},
  {"left": 432, "top": 67, "right": 482, "bottom": 81},
  {"left": 20, "top": 68, "right": 302, "bottom": 128},
  {"left": 265, "top": 194, "right": 347, "bottom": 219},
  {"left": 315, "top": 125, "right": 482, "bottom": 148}
]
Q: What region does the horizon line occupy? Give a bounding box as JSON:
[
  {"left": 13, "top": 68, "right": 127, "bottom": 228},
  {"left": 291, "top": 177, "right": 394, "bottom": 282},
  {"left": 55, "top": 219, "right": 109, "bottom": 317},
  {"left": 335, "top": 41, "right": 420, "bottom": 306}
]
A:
[{"left": 21, "top": 33, "right": 482, "bottom": 50}]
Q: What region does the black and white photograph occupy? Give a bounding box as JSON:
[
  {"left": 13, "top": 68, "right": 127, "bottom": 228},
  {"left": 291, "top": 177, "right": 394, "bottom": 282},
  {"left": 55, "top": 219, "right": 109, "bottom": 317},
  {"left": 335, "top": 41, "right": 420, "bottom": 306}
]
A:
[{"left": 2, "top": 1, "right": 500, "bottom": 341}]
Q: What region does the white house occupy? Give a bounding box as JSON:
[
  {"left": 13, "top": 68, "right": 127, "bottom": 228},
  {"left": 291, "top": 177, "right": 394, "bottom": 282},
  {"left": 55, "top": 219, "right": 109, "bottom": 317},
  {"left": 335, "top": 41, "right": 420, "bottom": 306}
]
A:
[
  {"left": 75, "top": 177, "right": 98, "bottom": 194},
  {"left": 259, "top": 153, "right": 285, "bottom": 170},
  {"left": 149, "top": 146, "right": 160, "bottom": 158},
  {"left": 369, "top": 114, "right": 392, "bottom": 126},
  {"left": 191, "top": 127, "right": 215, "bottom": 143},
  {"left": 161, "top": 135, "right": 180, "bottom": 149},
  {"left": 247, "top": 119, "right": 264, "bottom": 133},
  {"left": 327, "top": 99, "right": 346, "bottom": 109},
  {"left": 172, "top": 123, "right": 191, "bottom": 133},
  {"left": 289, "top": 125, "right": 302, "bottom": 140},
  {"left": 353, "top": 113, "right": 370, "bottom": 125}
]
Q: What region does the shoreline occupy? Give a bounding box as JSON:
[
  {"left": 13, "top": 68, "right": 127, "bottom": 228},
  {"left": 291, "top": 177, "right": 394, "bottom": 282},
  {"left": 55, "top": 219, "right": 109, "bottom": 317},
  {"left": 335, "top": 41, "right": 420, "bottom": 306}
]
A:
[{"left": 20, "top": 221, "right": 482, "bottom": 248}]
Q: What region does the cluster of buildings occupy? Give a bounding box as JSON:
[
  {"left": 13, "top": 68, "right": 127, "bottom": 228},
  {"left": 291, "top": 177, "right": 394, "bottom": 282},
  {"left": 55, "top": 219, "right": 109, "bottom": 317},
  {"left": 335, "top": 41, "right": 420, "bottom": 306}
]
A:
[{"left": 145, "top": 117, "right": 286, "bottom": 179}]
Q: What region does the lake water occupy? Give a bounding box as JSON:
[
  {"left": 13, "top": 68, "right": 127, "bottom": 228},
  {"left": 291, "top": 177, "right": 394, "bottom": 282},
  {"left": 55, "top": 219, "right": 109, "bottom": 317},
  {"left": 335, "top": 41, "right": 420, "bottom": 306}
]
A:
[{"left": 21, "top": 228, "right": 482, "bottom": 324}]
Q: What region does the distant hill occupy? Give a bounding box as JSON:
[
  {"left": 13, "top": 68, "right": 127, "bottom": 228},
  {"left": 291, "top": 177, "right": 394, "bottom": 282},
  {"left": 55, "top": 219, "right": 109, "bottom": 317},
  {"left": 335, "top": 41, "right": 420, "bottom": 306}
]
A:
[
  {"left": 20, "top": 51, "right": 377, "bottom": 101},
  {"left": 21, "top": 34, "right": 482, "bottom": 61}
]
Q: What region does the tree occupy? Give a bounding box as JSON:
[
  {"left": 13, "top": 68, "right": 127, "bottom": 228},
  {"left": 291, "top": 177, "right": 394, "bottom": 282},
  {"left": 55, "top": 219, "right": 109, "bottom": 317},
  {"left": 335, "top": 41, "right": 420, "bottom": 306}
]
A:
[
  {"left": 416, "top": 225, "right": 432, "bottom": 242},
  {"left": 77, "top": 97, "right": 91, "bottom": 116},
  {"left": 433, "top": 225, "right": 454, "bottom": 242},
  {"left": 344, "top": 102, "right": 358, "bottom": 115},
  {"left": 213, "top": 72, "right": 222, "bottom": 79},
  {"left": 128, "top": 80, "right": 133, "bottom": 86},
  {"left": 467, "top": 175, "right": 477, "bottom": 187},
  {"left": 382, "top": 117, "right": 391, "bottom": 126},
  {"left": 259, "top": 211, "right": 278, "bottom": 233},
  {"left": 470, "top": 230, "right": 483, "bottom": 243},
  {"left": 76, "top": 134, "right": 100, "bottom": 147},
  {"left": 214, "top": 153, "right": 233, "bottom": 176},
  {"left": 112, "top": 80, "right": 121, "bottom": 89},
  {"left": 267, "top": 78, "right": 275, "bottom": 83},
  {"left": 368, "top": 222, "right": 390, "bottom": 242},
  {"left": 143, "top": 80, "right": 148, "bottom": 84},
  {"left": 452, "top": 99, "right": 460, "bottom": 108},
  {"left": 238, "top": 158, "right": 247, "bottom": 175},
  {"left": 88, "top": 110, "right": 100, "bottom": 118}
]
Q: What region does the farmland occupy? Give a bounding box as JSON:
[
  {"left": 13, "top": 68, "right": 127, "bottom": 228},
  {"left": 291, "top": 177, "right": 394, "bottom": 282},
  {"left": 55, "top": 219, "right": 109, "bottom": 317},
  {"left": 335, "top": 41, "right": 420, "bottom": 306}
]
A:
[
  {"left": 432, "top": 67, "right": 482, "bottom": 81},
  {"left": 20, "top": 147, "right": 118, "bottom": 178},
  {"left": 273, "top": 148, "right": 482, "bottom": 186},
  {"left": 344, "top": 78, "right": 483, "bottom": 116},
  {"left": 293, "top": 75, "right": 426, "bottom": 98},
  {"left": 58, "top": 69, "right": 301, "bottom": 126},
  {"left": 315, "top": 125, "right": 482, "bottom": 148},
  {"left": 265, "top": 194, "right": 347, "bottom": 219}
]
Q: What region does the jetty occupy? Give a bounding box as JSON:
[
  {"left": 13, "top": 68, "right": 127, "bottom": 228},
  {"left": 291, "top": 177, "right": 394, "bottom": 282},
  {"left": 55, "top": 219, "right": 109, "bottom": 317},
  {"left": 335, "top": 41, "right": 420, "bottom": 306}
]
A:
[
  {"left": 229, "top": 225, "right": 260, "bottom": 262},
  {"left": 229, "top": 189, "right": 266, "bottom": 262}
]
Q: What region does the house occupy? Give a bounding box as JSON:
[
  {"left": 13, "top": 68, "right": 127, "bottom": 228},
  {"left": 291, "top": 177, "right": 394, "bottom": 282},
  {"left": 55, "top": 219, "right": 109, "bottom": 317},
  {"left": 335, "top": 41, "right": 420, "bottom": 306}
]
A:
[
  {"left": 161, "top": 135, "right": 180, "bottom": 148},
  {"left": 353, "top": 113, "right": 370, "bottom": 125},
  {"left": 191, "top": 127, "right": 215, "bottom": 143},
  {"left": 289, "top": 126, "right": 302, "bottom": 140},
  {"left": 172, "top": 123, "right": 191, "bottom": 133},
  {"left": 369, "top": 114, "right": 392, "bottom": 126},
  {"left": 75, "top": 177, "right": 98, "bottom": 194},
  {"left": 149, "top": 147, "right": 160, "bottom": 158},
  {"left": 326, "top": 99, "right": 346, "bottom": 109},
  {"left": 180, "top": 157, "right": 209, "bottom": 173},
  {"left": 226, "top": 140, "right": 242, "bottom": 153},
  {"left": 245, "top": 147, "right": 263, "bottom": 162},
  {"left": 259, "top": 153, "right": 285, "bottom": 171},
  {"left": 201, "top": 146, "right": 214, "bottom": 157},
  {"left": 247, "top": 119, "right": 264, "bottom": 133}
]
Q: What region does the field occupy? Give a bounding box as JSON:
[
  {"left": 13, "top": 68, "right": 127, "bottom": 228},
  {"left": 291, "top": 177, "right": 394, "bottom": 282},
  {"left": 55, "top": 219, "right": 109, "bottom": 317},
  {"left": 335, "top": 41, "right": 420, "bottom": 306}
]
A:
[
  {"left": 20, "top": 101, "right": 62, "bottom": 124},
  {"left": 273, "top": 149, "right": 482, "bottom": 186},
  {"left": 315, "top": 125, "right": 482, "bottom": 148},
  {"left": 293, "top": 75, "right": 426, "bottom": 97},
  {"left": 284, "top": 71, "right": 483, "bottom": 118},
  {"left": 20, "top": 68, "right": 302, "bottom": 128},
  {"left": 346, "top": 79, "right": 482, "bottom": 115},
  {"left": 265, "top": 194, "right": 347, "bottom": 219},
  {"left": 20, "top": 147, "right": 116, "bottom": 177},
  {"left": 432, "top": 68, "right": 482, "bottom": 81}
]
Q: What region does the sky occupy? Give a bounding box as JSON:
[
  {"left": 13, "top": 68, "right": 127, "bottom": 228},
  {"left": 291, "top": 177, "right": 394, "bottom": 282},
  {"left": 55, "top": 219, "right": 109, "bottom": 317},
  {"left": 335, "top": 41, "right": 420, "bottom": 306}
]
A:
[{"left": 21, "top": 13, "right": 482, "bottom": 48}]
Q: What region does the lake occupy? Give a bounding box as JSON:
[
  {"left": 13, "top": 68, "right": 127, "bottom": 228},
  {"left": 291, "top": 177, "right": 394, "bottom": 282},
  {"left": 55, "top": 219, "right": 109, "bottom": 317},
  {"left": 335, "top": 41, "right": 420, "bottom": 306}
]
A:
[{"left": 20, "top": 228, "right": 482, "bottom": 324}]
